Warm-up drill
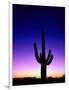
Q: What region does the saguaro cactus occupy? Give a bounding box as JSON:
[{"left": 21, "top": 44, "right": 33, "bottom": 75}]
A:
[{"left": 34, "top": 28, "right": 53, "bottom": 79}]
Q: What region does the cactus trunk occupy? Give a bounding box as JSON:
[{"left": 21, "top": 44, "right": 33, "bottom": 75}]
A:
[
  {"left": 42, "top": 30, "right": 45, "bottom": 59},
  {"left": 41, "top": 30, "right": 46, "bottom": 79},
  {"left": 41, "top": 63, "right": 46, "bottom": 79}
]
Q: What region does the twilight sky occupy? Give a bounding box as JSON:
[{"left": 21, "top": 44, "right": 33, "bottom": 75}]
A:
[{"left": 13, "top": 4, "right": 65, "bottom": 78}]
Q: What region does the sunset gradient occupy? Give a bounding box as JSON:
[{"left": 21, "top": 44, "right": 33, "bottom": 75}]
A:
[{"left": 13, "top": 4, "right": 65, "bottom": 79}]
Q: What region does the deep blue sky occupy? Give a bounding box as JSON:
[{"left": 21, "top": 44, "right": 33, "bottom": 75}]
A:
[{"left": 13, "top": 4, "right": 65, "bottom": 78}]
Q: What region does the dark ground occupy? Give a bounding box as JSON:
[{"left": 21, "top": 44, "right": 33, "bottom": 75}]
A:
[{"left": 13, "top": 75, "right": 65, "bottom": 86}]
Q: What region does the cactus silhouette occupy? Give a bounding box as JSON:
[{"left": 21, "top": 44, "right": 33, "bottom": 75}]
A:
[{"left": 34, "top": 28, "right": 53, "bottom": 79}]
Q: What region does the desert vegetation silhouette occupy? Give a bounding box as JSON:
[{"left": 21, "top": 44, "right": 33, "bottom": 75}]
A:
[
  {"left": 34, "top": 28, "right": 53, "bottom": 79},
  {"left": 13, "top": 28, "right": 65, "bottom": 86}
]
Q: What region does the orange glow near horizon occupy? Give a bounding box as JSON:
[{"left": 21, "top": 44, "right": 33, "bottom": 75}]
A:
[
  {"left": 13, "top": 72, "right": 65, "bottom": 79},
  {"left": 13, "top": 73, "right": 40, "bottom": 79}
]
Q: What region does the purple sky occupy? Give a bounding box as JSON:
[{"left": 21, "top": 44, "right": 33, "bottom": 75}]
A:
[{"left": 13, "top": 4, "right": 65, "bottom": 78}]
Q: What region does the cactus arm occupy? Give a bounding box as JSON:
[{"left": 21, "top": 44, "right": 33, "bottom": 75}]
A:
[
  {"left": 46, "top": 49, "right": 51, "bottom": 61},
  {"left": 34, "top": 43, "right": 41, "bottom": 63},
  {"left": 46, "top": 54, "right": 53, "bottom": 65},
  {"left": 40, "top": 53, "right": 43, "bottom": 63},
  {"left": 40, "top": 53, "right": 42, "bottom": 59}
]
